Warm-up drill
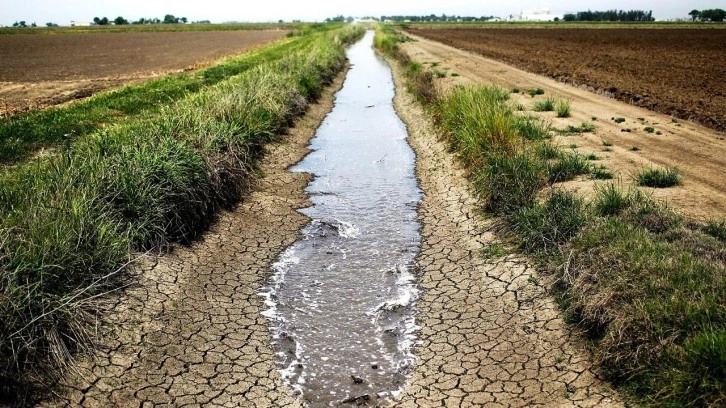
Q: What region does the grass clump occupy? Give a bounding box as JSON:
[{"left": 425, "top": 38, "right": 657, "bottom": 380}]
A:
[
  {"left": 555, "top": 99, "right": 572, "bottom": 118},
  {"left": 512, "top": 190, "right": 587, "bottom": 255},
  {"left": 636, "top": 167, "right": 681, "bottom": 188},
  {"left": 593, "top": 184, "right": 633, "bottom": 216},
  {"left": 613, "top": 117, "right": 626, "bottom": 123},
  {"left": 0, "top": 26, "right": 362, "bottom": 400},
  {"left": 514, "top": 115, "right": 549, "bottom": 140},
  {"left": 527, "top": 88, "right": 545, "bottom": 97},
  {"left": 532, "top": 97, "right": 556, "bottom": 112},
  {"left": 590, "top": 165, "right": 614, "bottom": 180},
  {"left": 704, "top": 220, "right": 726, "bottom": 242},
  {"left": 560, "top": 122, "right": 596, "bottom": 134},
  {"left": 547, "top": 152, "right": 590, "bottom": 183},
  {"left": 472, "top": 148, "right": 546, "bottom": 214},
  {"left": 437, "top": 86, "right": 515, "bottom": 166}
]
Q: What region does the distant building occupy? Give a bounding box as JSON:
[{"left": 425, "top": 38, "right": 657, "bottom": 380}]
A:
[
  {"left": 70, "top": 21, "right": 91, "bottom": 26},
  {"left": 518, "top": 8, "right": 564, "bottom": 21}
]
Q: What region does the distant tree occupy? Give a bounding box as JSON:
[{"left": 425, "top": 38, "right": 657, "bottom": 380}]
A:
[
  {"left": 45, "top": 22, "right": 58, "bottom": 27},
  {"left": 563, "top": 13, "right": 576, "bottom": 21},
  {"left": 163, "top": 14, "right": 179, "bottom": 24},
  {"left": 346, "top": 16, "right": 354, "bottom": 23},
  {"left": 114, "top": 16, "right": 129, "bottom": 25},
  {"left": 689, "top": 9, "right": 700, "bottom": 21},
  {"left": 180, "top": 17, "right": 187, "bottom": 24},
  {"left": 93, "top": 16, "right": 109, "bottom": 25},
  {"left": 30, "top": 22, "right": 37, "bottom": 27},
  {"left": 700, "top": 8, "right": 726, "bottom": 22}
]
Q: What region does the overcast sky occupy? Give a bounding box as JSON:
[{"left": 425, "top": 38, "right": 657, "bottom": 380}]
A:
[{"left": 1, "top": 0, "right": 723, "bottom": 26}]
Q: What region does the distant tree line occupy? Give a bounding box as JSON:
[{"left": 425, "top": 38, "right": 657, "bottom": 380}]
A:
[
  {"left": 324, "top": 15, "right": 355, "bottom": 23},
  {"left": 11, "top": 21, "right": 37, "bottom": 27},
  {"left": 689, "top": 9, "right": 726, "bottom": 22},
  {"left": 92, "top": 14, "right": 188, "bottom": 25},
  {"left": 380, "top": 14, "right": 496, "bottom": 22},
  {"left": 562, "top": 10, "right": 654, "bottom": 22}
]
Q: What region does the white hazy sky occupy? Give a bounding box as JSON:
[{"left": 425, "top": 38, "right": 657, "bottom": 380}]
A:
[{"left": 1, "top": 0, "right": 723, "bottom": 26}]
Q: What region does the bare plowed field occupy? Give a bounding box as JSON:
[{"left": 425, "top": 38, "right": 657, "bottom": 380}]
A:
[
  {"left": 405, "top": 27, "right": 726, "bottom": 133},
  {"left": 0, "top": 30, "right": 284, "bottom": 114}
]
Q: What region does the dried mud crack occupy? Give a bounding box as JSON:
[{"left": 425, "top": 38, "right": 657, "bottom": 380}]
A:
[
  {"left": 42, "top": 70, "right": 350, "bottom": 408},
  {"left": 387, "top": 58, "right": 622, "bottom": 407}
]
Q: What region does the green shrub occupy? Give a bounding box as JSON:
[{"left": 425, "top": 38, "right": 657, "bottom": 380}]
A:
[{"left": 636, "top": 167, "right": 681, "bottom": 188}]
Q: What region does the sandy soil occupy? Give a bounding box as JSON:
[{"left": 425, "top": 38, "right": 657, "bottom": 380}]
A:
[
  {"left": 400, "top": 34, "right": 726, "bottom": 221},
  {"left": 40, "top": 69, "right": 347, "bottom": 408},
  {"left": 386, "top": 53, "right": 621, "bottom": 407},
  {"left": 0, "top": 30, "right": 284, "bottom": 115}
]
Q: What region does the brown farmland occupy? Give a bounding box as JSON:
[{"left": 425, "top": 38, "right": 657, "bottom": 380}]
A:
[
  {"left": 0, "top": 30, "right": 285, "bottom": 115},
  {"left": 405, "top": 27, "right": 726, "bottom": 133}
]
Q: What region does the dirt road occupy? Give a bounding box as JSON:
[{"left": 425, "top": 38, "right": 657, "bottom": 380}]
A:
[
  {"left": 406, "top": 27, "right": 726, "bottom": 133},
  {"left": 400, "top": 34, "right": 726, "bottom": 221}
]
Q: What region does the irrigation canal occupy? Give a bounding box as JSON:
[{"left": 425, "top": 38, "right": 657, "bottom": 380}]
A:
[{"left": 261, "top": 30, "right": 422, "bottom": 406}]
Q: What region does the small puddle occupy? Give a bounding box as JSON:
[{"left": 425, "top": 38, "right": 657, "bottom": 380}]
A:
[{"left": 260, "top": 31, "right": 421, "bottom": 406}]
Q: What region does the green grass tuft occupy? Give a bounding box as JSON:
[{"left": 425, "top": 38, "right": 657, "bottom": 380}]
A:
[
  {"left": 548, "top": 152, "right": 590, "bottom": 183},
  {"left": 532, "top": 97, "right": 556, "bottom": 112},
  {"left": 555, "top": 99, "right": 572, "bottom": 118},
  {"left": 512, "top": 190, "right": 587, "bottom": 255},
  {"left": 636, "top": 167, "right": 681, "bottom": 188}
]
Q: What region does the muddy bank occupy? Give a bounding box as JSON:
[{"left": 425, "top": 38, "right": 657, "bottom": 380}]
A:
[
  {"left": 385, "top": 53, "right": 622, "bottom": 406},
  {"left": 40, "top": 68, "right": 349, "bottom": 408}
]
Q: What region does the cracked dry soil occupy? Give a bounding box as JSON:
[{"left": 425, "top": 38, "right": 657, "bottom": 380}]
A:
[{"left": 46, "top": 50, "right": 622, "bottom": 407}]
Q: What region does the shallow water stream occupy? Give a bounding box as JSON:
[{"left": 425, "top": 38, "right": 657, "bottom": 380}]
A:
[{"left": 260, "top": 31, "right": 421, "bottom": 406}]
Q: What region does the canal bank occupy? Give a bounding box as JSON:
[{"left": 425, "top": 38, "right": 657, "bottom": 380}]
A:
[{"left": 385, "top": 40, "right": 622, "bottom": 407}]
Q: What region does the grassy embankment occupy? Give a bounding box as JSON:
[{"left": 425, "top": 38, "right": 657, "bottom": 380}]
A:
[
  {"left": 0, "top": 23, "right": 342, "bottom": 165},
  {"left": 375, "top": 26, "right": 725, "bottom": 407},
  {"left": 0, "top": 24, "right": 364, "bottom": 401}
]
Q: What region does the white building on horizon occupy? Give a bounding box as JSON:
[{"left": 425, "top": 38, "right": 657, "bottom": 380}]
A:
[{"left": 518, "top": 8, "right": 564, "bottom": 21}]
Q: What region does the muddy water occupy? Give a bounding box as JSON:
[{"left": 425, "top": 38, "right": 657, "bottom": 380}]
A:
[{"left": 260, "top": 31, "right": 421, "bottom": 406}]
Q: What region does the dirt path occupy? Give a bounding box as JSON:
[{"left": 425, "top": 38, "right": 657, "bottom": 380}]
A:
[
  {"left": 387, "top": 54, "right": 620, "bottom": 407},
  {"left": 401, "top": 34, "right": 726, "bottom": 221},
  {"left": 43, "top": 70, "right": 348, "bottom": 408}
]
